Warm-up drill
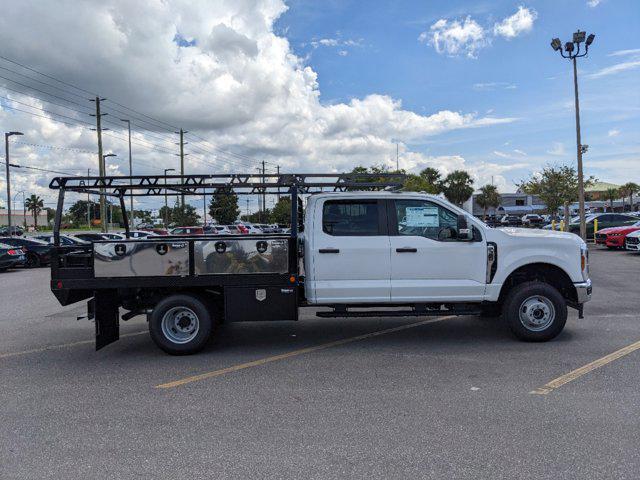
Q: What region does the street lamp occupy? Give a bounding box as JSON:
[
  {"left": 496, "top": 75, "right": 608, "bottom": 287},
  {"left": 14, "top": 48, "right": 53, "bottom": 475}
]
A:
[
  {"left": 550, "top": 30, "right": 595, "bottom": 241},
  {"left": 4, "top": 131, "right": 23, "bottom": 236},
  {"left": 164, "top": 168, "right": 175, "bottom": 228}
]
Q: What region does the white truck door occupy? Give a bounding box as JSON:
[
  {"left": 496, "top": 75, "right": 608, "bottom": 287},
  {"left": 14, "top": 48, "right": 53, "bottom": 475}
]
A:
[
  {"left": 389, "top": 199, "right": 486, "bottom": 302},
  {"left": 309, "top": 198, "right": 390, "bottom": 303}
]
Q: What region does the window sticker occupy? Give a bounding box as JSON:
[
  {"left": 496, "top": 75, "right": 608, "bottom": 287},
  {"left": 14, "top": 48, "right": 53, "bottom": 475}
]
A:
[{"left": 405, "top": 206, "right": 439, "bottom": 227}]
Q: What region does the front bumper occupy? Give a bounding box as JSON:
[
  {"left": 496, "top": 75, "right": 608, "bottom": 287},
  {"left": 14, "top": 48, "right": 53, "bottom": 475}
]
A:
[
  {"left": 574, "top": 278, "right": 592, "bottom": 304},
  {"left": 605, "top": 236, "right": 625, "bottom": 247}
]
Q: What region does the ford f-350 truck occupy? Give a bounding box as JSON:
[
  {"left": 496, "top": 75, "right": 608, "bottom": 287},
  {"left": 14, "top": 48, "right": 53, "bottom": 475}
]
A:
[{"left": 49, "top": 173, "right": 591, "bottom": 355}]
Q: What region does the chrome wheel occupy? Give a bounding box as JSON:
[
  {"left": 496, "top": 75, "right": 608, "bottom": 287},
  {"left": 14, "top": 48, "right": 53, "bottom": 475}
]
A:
[
  {"left": 519, "top": 295, "right": 555, "bottom": 332},
  {"left": 160, "top": 306, "right": 200, "bottom": 344}
]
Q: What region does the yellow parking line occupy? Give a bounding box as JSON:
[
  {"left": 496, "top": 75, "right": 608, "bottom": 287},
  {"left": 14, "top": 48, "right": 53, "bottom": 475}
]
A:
[
  {"left": 0, "top": 330, "right": 148, "bottom": 359},
  {"left": 530, "top": 339, "right": 640, "bottom": 395},
  {"left": 156, "top": 315, "right": 456, "bottom": 389}
]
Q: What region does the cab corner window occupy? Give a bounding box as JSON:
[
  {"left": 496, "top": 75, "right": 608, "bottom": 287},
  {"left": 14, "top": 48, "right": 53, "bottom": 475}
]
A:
[
  {"left": 322, "top": 200, "right": 381, "bottom": 236},
  {"left": 395, "top": 199, "right": 458, "bottom": 241}
]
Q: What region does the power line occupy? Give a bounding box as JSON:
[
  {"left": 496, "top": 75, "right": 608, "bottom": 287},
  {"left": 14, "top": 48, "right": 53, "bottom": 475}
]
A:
[{"left": 12, "top": 140, "right": 95, "bottom": 154}]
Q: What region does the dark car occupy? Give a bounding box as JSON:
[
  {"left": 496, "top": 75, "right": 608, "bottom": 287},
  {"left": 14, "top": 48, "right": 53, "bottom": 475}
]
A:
[
  {"left": 0, "top": 242, "right": 26, "bottom": 271},
  {"left": 570, "top": 213, "right": 638, "bottom": 237},
  {"left": 0, "top": 226, "right": 24, "bottom": 236},
  {"left": 71, "top": 232, "right": 124, "bottom": 242},
  {"left": 0, "top": 236, "right": 52, "bottom": 267},
  {"left": 500, "top": 215, "right": 523, "bottom": 227},
  {"left": 33, "top": 234, "right": 90, "bottom": 246},
  {"left": 169, "top": 226, "right": 204, "bottom": 236}
]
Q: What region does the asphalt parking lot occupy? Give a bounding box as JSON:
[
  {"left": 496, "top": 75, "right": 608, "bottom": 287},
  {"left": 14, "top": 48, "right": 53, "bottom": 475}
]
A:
[{"left": 1, "top": 247, "right": 639, "bottom": 479}]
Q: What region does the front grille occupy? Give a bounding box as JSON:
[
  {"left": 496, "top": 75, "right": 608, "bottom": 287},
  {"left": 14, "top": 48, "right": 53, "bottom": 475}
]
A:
[
  {"left": 626, "top": 237, "right": 639, "bottom": 245},
  {"left": 595, "top": 233, "right": 607, "bottom": 241}
]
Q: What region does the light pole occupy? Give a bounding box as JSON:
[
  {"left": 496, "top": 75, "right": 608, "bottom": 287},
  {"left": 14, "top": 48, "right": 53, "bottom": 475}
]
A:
[
  {"left": 102, "top": 153, "right": 116, "bottom": 231},
  {"left": 4, "top": 131, "right": 23, "bottom": 236},
  {"left": 550, "top": 31, "right": 595, "bottom": 241},
  {"left": 164, "top": 168, "right": 175, "bottom": 228}
]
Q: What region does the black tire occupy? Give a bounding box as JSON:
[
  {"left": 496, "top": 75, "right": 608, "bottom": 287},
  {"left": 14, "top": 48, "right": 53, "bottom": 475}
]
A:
[
  {"left": 502, "top": 281, "right": 567, "bottom": 342},
  {"left": 149, "top": 294, "right": 216, "bottom": 355},
  {"left": 26, "top": 253, "right": 41, "bottom": 268}
]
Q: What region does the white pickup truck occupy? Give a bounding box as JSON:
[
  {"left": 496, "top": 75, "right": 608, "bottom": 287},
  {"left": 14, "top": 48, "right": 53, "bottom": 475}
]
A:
[{"left": 50, "top": 174, "right": 592, "bottom": 355}]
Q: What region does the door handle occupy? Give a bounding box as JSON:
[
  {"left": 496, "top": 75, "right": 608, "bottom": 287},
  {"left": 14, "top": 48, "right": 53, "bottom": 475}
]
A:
[
  {"left": 396, "top": 247, "right": 417, "bottom": 253},
  {"left": 319, "top": 248, "right": 340, "bottom": 254}
]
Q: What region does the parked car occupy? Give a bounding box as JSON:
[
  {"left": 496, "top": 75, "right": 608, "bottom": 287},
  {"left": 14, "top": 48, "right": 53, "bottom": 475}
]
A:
[
  {"left": 0, "top": 226, "right": 24, "bottom": 236},
  {"left": 0, "top": 242, "right": 27, "bottom": 270},
  {"left": 139, "top": 227, "right": 168, "bottom": 236},
  {"left": 594, "top": 221, "right": 640, "bottom": 249},
  {"left": 243, "top": 224, "right": 263, "bottom": 234},
  {"left": 543, "top": 213, "right": 638, "bottom": 236},
  {"left": 0, "top": 236, "right": 52, "bottom": 267},
  {"left": 521, "top": 214, "right": 544, "bottom": 228},
  {"left": 625, "top": 229, "right": 640, "bottom": 252},
  {"left": 170, "top": 226, "right": 205, "bottom": 236},
  {"left": 118, "top": 230, "right": 158, "bottom": 239},
  {"left": 499, "top": 215, "right": 523, "bottom": 227},
  {"left": 210, "top": 225, "right": 233, "bottom": 234},
  {"left": 33, "top": 234, "right": 90, "bottom": 246},
  {"left": 71, "top": 232, "right": 125, "bottom": 242},
  {"left": 224, "top": 225, "right": 248, "bottom": 234}
]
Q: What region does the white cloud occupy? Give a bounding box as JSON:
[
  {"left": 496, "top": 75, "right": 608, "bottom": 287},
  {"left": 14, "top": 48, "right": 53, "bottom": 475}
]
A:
[
  {"left": 547, "top": 142, "right": 566, "bottom": 156},
  {"left": 588, "top": 60, "right": 640, "bottom": 78},
  {"left": 587, "top": 0, "right": 601, "bottom": 7},
  {"left": 608, "top": 129, "right": 620, "bottom": 137},
  {"left": 493, "top": 6, "right": 538, "bottom": 39},
  {"left": 473, "top": 82, "right": 517, "bottom": 91},
  {"left": 338, "top": 50, "right": 348, "bottom": 57},
  {"left": 420, "top": 16, "right": 487, "bottom": 58},
  {"left": 493, "top": 149, "right": 527, "bottom": 160},
  {"left": 608, "top": 48, "right": 640, "bottom": 57},
  {"left": 0, "top": 0, "right": 515, "bottom": 208}
]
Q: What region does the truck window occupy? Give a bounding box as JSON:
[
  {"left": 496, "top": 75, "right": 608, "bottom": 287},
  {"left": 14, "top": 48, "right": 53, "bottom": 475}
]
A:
[
  {"left": 394, "top": 199, "right": 458, "bottom": 240},
  {"left": 322, "top": 200, "right": 381, "bottom": 236}
]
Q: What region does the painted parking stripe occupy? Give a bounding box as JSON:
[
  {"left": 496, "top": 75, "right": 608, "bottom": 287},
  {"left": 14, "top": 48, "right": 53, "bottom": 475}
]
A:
[
  {"left": 0, "top": 330, "right": 148, "bottom": 359},
  {"left": 530, "top": 339, "right": 640, "bottom": 395},
  {"left": 156, "top": 316, "right": 456, "bottom": 389}
]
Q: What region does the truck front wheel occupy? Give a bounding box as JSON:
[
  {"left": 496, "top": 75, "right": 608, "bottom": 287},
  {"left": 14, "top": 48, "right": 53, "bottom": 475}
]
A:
[
  {"left": 149, "top": 294, "right": 215, "bottom": 355},
  {"left": 503, "top": 281, "right": 567, "bottom": 342}
]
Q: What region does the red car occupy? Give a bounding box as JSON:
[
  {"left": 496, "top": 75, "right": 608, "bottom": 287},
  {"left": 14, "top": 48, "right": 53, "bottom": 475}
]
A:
[
  {"left": 595, "top": 221, "right": 640, "bottom": 249},
  {"left": 141, "top": 228, "right": 168, "bottom": 235}
]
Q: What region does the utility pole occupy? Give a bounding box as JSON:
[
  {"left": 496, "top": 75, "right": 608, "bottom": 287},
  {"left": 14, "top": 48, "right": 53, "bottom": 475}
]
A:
[
  {"left": 176, "top": 128, "right": 188, "bottom": 207},
  {"left": 163, "top": 168, "right": 175, "bottom": 228},
  {"left": 261, "top": 160, "right": 266, "bottom": 223},
  {"left": 87, "top": 168, "right": 91, "bottom": 227},
  {"left": 90, "top": 97, "right": 108, "bottom": 233},
  {"left": 550, "top": 30, "right": 595, "bottom": 241},
  {"left": 246, "top": 198, "right": 250, "bottom": 217},
  {"left": 203, "top": 192, "right": 207, "bottom": 226},
  {"left": 396, "top": 142, "right": 399, "bottom": 171},
  {"left": 120, "top": 119, "right": 134, "bottom": 224},
  {"left": 4, "top": 131, "right": 23, "bottom": 236},
  {"left": 276, "top": 165, "right": 281, "bottom": 202}
]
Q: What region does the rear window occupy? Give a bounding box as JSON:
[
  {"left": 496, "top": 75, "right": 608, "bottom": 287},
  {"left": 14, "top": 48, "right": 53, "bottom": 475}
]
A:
[{"left": 322, "top": 200, "right": 381, "bottom": 236}]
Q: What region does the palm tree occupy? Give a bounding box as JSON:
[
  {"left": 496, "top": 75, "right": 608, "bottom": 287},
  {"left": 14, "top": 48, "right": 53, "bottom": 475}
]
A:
[
  {"left": 476, "top": 184, "right": 500, "bottom": 220},
  {"left": 441, "top": 170, "right": 474, "bottom": 207},
  {"left": 604, "top": 187, "right": 618, "bottom": 212},
  {"left": 25, "top": 194, "right": 44, "bottom": 229},
  {"left": 619, "top": 182, "right": 639, "bottom": 212}
]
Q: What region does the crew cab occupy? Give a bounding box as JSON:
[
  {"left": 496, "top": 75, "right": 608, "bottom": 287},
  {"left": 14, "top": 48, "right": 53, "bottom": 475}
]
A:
[{"left": 48, "top": 173, "right": 592, "bottom": 355}]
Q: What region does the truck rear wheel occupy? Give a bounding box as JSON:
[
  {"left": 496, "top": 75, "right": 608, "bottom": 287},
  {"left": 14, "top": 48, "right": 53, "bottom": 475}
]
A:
[
  {"left": 149, "top": 294, "right": 215, "bottom": 355},
  {"left": 503, "top": 281, "right": 567, "bottom": 342}
]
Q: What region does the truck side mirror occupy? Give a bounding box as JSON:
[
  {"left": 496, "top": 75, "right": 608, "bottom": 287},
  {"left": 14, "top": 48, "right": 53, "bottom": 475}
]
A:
[{"left": 457, "top": 214, "right": 473, "bottom": 241}]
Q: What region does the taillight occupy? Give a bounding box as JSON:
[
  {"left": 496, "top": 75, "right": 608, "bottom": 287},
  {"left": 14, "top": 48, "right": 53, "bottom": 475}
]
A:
[{"left": 8, "top": 249, "right": 18, "bottom": 255}]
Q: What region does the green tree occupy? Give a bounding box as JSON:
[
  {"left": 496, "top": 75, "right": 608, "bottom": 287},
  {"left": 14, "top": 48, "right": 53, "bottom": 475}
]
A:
[
  {"left": 68, "top": 200, "right": 99, "bottom": 226},
  {"left": 403, "top": 167, "right": 443, "bottom": 194},
  {"left": 270, "top": 197, "right": 292, "bottom": 225},
  {"left": 25, "top": 194, "right": 44, "bottom": 228},
  {"left": 159, "top": 205, "right": 173, "bottom": 226},
  {"left": 619, "top": 182, "right": 639, "bottom": 212},
  {"left": 347, "top": 165, "right": 404, "bottom": 190},
  {"left": 133, "top": 209, "right": 153, "bottom": 223},
  {"left": 604, "top": 187, "right": 619, "bottom": 212},
  {"left": 518, "top": 165, "right": 595, "bottom": 216},
  {"left": 476, "top": 184, "right": 500, "bottom": 220},
  {"left": 441, "top": 170, "right": 474, "bottom": 206},
  {"left": 171, "top": 202, "right": 200, "bottom": 226},
  {"left": 209, "top": 188, "right": 240, "bottom": 224}
]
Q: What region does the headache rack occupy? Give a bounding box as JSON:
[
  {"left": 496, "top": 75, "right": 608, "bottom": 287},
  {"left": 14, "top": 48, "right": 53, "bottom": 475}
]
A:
[{"left": 49, "top": 172, "right": 406, "bottom": 244}]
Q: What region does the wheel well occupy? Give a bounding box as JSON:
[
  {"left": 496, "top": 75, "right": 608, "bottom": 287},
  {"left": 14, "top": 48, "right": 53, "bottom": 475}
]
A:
[{"left": 498, "top": 263, "right": 577, "bottom": 305}]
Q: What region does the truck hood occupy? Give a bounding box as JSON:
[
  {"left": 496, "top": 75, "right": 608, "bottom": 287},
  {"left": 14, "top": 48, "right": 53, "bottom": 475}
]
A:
[{"left": 497, "top": 227, "right": 583, "bottom": 244}]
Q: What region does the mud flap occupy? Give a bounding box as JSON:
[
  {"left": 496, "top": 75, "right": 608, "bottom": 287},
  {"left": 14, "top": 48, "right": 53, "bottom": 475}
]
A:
[{"left": 94, "top": 290, "right": 120, "bottom": 350}]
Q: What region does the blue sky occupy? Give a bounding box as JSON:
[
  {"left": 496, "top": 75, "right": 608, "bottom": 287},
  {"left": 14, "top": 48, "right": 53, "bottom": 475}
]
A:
[{"left": 276, "top": 0, "right": 640, "bottom": 189}]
